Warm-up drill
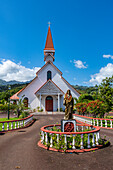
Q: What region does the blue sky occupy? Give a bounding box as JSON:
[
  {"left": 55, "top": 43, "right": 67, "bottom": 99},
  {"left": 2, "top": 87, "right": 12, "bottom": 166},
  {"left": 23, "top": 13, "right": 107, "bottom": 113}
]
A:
[{"left": 0, "top": 0, "right": 113, "bottom": 86}]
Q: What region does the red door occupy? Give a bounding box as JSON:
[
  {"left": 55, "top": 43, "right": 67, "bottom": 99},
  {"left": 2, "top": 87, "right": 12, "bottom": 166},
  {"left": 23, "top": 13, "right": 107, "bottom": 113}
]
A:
[{"left": 46, "top": 96, "right": 53, "bottom": 111}]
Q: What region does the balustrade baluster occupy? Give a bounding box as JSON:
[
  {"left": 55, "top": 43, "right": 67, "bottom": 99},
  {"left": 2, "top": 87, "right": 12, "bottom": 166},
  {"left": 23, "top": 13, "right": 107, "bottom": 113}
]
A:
[
  {"left": 92, "top": 133, "right": 95, "bottom": 147},
  {"left": 11, "top": 122, "right": 13, "bottom": 130},
  {"left": 76, "top": 126, "right": 78, "bottom": 131},
  {"left": 56, "top": 134, "right": 59, "bottom": 144},
  {"left": 105, "top": 120, "right": 107, "bottom": 128},
  {"left": 87, "top": 133, "right": 91, "bottom": 148},
  {"left": 80, "top": 134, "right": 84, "bottom": 149},
  {"left": 97, "top": 120, "right": 99, "bottom": 126},
  {"left": 82, "top": 126, "right": 83, "bottom": 131},
  {"left": 7, "top": 122, "right": 9, "bottom": 130},
  {"left": 72, "top": 135, "right": 76, "bottom": 149},
  {"left": 101, "top": 120, "right": 103, "bottom": 127},
  {"left": 93, "top": 119, "right": 95, "bottom": 126},
  {"left": 110, "top": 120, "right": 112, "bottom": 128},
  {"left": 95, "top": 132, "right": 99, "bottom": 145},
  {"left": 41, "top": 131, "right": 44, "bottom": 143},
  {"left": 97, "top": 131, "right": 100, "bottom": 140},
  {"left": 18, "top": 121, "right": 20, "bottom": 128},
  {"left": 2, "top": 123, "right": 4, "bottom": 131},
  {"left": 45, "top": 132, "right": 48, "bottom": 145},
  {"left": 50, "top": 134, "right": 53, "bottom": 147},
  {"left": 91, "top": 119, "right": 93, "bottom": 125},
  {"left": 15, "top": 121, "right": 17, "bottom": 129},
  {"left": 64, "top": 134, "right": 67, "bottom": 149}
]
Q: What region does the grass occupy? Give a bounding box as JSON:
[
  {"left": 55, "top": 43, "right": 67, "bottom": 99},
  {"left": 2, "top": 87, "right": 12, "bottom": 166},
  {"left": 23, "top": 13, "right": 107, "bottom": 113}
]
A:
[{"left": 0, "top": 117, "right": 20, "bottom": 122}]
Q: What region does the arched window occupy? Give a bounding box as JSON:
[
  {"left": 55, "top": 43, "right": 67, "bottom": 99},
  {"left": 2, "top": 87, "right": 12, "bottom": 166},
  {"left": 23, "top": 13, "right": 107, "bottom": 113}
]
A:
[
  {"left": 23, "top": 97, "right": 28, "bottom": 107},
  {"left": 47, "top": 71, "right": 52, "bottom": 80}
]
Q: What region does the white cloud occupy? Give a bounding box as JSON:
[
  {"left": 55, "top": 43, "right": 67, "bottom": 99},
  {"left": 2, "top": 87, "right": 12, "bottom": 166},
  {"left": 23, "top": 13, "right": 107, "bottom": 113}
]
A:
[
  {"left": 73, "top": 77, "right": 76, "bottom": 80},
  {"left": 73, "top": 60, "right": 88, "bottom": 69},
  {"left": 89, "top": 63, "right": 113, "bottom": 85},
  {"left": 65, "top": 70, "right": 69, "bottom": 73},
  {"left": 0, "top": 59, "right": 40, "bottom": 82},
  {"left": 103, "top": 54, "right": 113, "bottom": 59}
]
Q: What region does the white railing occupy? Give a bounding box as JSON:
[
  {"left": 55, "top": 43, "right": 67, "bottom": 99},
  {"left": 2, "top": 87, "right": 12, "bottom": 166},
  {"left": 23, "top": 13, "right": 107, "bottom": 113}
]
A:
[
  {"left": 0, "top": 115, "right": 33, "bottom": 132},
  {"left": 40, "top": 124, "right": 100, "bottom": 151},
  {"left": 73, "top": 114, "right": 113, "bottom": 129}
]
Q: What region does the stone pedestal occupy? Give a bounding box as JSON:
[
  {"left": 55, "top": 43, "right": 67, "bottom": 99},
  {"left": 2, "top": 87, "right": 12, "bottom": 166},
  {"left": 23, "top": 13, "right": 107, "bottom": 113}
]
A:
[{"left": 61, "top": 119, "right": 76, "bottom": 132}]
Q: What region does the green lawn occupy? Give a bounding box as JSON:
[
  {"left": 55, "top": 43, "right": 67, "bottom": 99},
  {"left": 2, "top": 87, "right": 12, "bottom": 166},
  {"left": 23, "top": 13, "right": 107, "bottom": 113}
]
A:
[{"left": 0, "top": 117, "right": 20, "bottom": 122}]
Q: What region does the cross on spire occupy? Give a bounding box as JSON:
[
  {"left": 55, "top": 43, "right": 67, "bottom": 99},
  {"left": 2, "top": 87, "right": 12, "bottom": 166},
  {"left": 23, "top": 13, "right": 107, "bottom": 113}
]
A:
[{"left": 48, "top": 21, "right": 51, "bottom": 27}]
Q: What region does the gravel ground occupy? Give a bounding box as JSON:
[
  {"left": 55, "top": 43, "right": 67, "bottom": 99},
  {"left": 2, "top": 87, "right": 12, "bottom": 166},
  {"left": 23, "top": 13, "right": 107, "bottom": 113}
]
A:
[{"left": 0, "top": 115, "right": 113, "bottom": 170}]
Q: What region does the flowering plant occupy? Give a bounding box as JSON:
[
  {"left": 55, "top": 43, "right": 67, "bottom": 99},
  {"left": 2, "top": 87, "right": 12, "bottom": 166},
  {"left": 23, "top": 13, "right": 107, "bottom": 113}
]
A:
[
  {"left": 87, "top": 100, "right": 106, "bottom": 118},
  {"left": 75, "top": 102, "right": 87, "bottom": 115}
]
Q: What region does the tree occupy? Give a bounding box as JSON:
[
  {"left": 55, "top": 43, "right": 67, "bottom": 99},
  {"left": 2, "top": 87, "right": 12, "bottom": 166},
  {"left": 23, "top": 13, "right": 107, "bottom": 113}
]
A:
[
  {"left": 98, "top": 76, "right": 113, "bottom": 112},
  {"left": 15, "top": 96, "right": 25, "bottom": 118}
]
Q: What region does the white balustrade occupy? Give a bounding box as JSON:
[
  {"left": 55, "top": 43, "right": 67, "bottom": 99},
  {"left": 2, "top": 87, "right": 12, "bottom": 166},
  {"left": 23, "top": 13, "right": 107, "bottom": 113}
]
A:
[
  {"left": 15, "top": 122, "right": 17, "bottom": 129},
  {"left": 76, "top": 126, "right": 78, "bottom": 131},
  {"left": 7, "top": 122, "right": 9, "bottom": 130},
  {"left": 82, "top": 126, "right": 84, "bottom": 131},
  {"left": 0, "top": 115, "right": 33, "bottom": 132},
  {"left": 87, "top": 133, "right": 91, "bottom": 148},
  {"left": 93, "top": 119, "right": 95, "bottom": 126},
  {"left": 50, "top": 134, "right": 53, "bottom": 147},
  {"left": 72, "top": 135, "right": 76, "bottom": 149},
  {"left": 110, "top": 120, "right": 112, "bottom": 128},
  {"left": 2, "top": 123, "right": 5, "bottom": 131},
  {"left": 56, "top": 134, "right": 59, "bottom": 144},
  {"left": 45, "top": 132, "right": 48, "bottom": 145},
  {"left": 97, "top": 120, "right": 99, "bottom": 126},
  {"left": 80, "top": 134, "right": 84, "bottom": 149},
  {"left": 64, "top": 134, "right": 67, "bottom": 149},
  {"left": 92, "top": 133, "right": 95, "bottom": 147},
  {"left": 105, "top": 120, "right": 107, "bottom": 128},
  {"left": 11, "top": 122, "right": 13, "bottom": 130},
  {"left": 101, "top": 120, "right": 102, "bottom": 127},
  {"left": 95, "top": 132, "right": 99, "bottom": 145}
]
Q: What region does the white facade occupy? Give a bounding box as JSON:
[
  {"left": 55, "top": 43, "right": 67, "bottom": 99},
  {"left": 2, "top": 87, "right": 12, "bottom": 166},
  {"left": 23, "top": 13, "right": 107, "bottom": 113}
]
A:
[
  {"left": 17, "top": 61, "right": 80, "bottom": 112},
  {"left": 10, "top": 26, "right": 80, "bottom": 112}
]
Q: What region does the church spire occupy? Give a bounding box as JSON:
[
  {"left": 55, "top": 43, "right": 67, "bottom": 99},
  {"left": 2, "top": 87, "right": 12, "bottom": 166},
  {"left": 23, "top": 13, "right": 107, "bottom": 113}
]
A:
[{"left": 44, "top": 24, "right": 55, "bottom": 57}]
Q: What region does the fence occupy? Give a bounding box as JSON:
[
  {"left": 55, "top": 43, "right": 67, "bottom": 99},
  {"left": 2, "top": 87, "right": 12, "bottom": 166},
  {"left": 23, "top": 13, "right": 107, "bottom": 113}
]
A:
[
  {"left": 0, "top": 115, "right": 33, "bottom": 132},
  {"left": 73, "top": 114, "right": 113, "bottom": 129}
]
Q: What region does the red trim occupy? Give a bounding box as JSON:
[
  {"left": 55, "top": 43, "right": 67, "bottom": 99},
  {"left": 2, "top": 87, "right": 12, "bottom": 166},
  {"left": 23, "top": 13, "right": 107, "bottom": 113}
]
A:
[
  {"left": 40, "top": 124, "right": 100, "bottom": 135},
  {"left": 0, "top": 115, "right": 33, "bottom": 124},
  {"left": 61, "top": 77, "right": 81, "bottom": 95},
  {"left": 74, "top": 114, "right": 113, "bottom": 121},
  {"left": 35, "top": 79, "right": 64, "bottom": 94},
  {"left": 36, "top": 60, "right": 62, "bottom": 76},
  {"left": 38, "top": 141, "right": 103, "bottom": 153}
]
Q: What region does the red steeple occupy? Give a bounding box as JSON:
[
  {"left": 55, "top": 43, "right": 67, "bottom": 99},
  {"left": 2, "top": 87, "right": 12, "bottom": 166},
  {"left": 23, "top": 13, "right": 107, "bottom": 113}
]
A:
[{"left": 44, "top": 25, "right": 55, "bottom": 56}]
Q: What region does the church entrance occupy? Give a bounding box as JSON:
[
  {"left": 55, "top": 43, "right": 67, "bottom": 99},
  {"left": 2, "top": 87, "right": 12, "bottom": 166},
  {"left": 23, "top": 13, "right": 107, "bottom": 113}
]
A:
[{"left": 45, "top": 96, "right": 53, "bottom": 111}]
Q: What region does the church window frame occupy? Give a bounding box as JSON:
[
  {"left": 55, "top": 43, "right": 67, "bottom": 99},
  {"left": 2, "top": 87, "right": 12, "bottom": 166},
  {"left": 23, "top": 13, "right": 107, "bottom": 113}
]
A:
[{"left": 47, "top": 70, "right": 52, "bottom": 80}]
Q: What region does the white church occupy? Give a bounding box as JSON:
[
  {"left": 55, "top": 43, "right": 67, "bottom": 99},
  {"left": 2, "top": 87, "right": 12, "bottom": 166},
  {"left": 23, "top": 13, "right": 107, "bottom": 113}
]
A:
[{"left": 10, "top": 25, "right": 80, "bottom": 112}]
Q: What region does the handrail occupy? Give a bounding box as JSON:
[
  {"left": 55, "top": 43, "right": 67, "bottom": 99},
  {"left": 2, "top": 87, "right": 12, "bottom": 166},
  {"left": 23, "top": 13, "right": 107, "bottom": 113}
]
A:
[
  {"left": 40, "top": 124, "right": 101, "bottom": 151},
  {"left": 73, "top": 114, "right": 113, "bottom": 129},
  {"left": 0, "top": 115, "right": 33, "bottom": 132}
]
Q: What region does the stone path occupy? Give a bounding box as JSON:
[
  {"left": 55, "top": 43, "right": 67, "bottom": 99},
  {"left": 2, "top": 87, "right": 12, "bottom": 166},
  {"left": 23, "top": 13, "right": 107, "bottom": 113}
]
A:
[{"left": 0, "top": 115, "right": 113, "bottom": 170}]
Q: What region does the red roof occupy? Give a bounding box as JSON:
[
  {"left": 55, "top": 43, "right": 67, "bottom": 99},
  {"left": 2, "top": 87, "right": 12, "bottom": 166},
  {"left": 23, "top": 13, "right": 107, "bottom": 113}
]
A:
[
  {"left": 44, "top": 26, "right": 55, "bottom": 51},
  {"left": 10, "top": 87, "right": 26, "bottom": 100}
]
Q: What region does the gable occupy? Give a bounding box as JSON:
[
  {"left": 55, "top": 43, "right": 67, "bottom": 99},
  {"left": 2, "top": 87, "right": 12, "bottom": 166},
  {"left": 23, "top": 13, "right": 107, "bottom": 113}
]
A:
[
  {"left": 35, "top": 80, "right": 64, "bottom": 95},
  {"left": 36, "top": 61, "right": 62, "bottom": 76}
]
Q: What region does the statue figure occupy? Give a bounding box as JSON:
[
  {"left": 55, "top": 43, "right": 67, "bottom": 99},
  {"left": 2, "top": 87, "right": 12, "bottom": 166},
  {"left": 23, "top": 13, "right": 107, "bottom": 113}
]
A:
[{"left": 63, "top": 89, "right": 74, "bottom": 120}]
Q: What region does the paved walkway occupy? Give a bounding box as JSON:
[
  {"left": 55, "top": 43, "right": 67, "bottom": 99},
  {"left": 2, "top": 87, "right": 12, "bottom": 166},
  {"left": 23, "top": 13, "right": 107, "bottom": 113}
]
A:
[{"left": 0, "top": 115, "right": 113, "bottom": 170}]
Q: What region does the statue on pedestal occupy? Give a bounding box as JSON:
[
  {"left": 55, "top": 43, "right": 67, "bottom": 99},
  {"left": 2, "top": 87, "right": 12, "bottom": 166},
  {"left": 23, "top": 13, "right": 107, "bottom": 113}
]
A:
[{"left": 63, "top": 89, "right": 74, "bottom": 120}]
